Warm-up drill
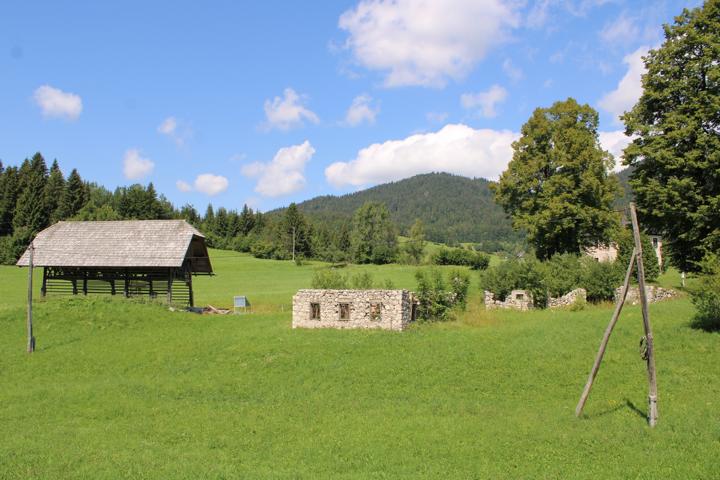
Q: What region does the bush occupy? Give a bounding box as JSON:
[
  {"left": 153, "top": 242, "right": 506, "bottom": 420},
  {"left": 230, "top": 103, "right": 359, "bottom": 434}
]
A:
[
  {"left": 432, "top": 247, "right": 490, "bottom": 270},
  {"left": 689, "top": 254, "right": 720, "bottom": 330},
  {"left": 480, "top": 256, "right": 547, "bottom": 307},
  {"left": 448, "top": 269, "right": 470, "bottom": 309},
  {"left": 310, "top": 269, "right": 348, "bottom": 289},
  {"left": 414, "top": 268, "right": 453, "bottom": 321},
  {"left": 0, "top": 228, "right": 33, "bottom": 265},
  {"left": 615, "top": 228, "right": 660, "bottom": 282},
  {"left": 544, "top": 253, "right": 583, "bottom": 298},
  {"left": 350, "top": 271, "right": 374, "bottom": 289},
  {"left": 580, "top": 257, "right": 622, "bottom": 303}
]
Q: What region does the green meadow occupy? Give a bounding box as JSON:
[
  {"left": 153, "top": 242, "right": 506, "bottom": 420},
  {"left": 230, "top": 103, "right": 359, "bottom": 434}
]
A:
[{"left": 1, "top": 251, "right": 718, "bottom": 478}]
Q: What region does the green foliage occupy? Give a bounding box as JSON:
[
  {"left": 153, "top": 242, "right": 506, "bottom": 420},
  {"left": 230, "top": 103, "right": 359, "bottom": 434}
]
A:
[
  {"left": 689, "top": 254, "right": 720, "bottom": 331},
  {"left": 414, "top": 268, "right": 452, "bottom": 321},
  {"left": 614, "top": 228, "right": 660, "bottom": 282},
  {"left": 544, "top": 253, "right": 583, "bottom": 297},
  {"left": 281, "top": 203, "right": 312, "bottom": 258},
  {"left": 350, "top": 271, "right": 374, "bottom": 289},
  {"left": 350, "top": 201, "right": 398, "bottom": 264},
  {"left": 13, "top": 153, "right": 49, "bottom": 234},
  {"left": 44, "top": 160, "right": 65, "bottom": 223},
  {"left": 0, "top": 227, "right": 33, "bottom": 264},
  {"left": 311, "top": 268, "right": 348, "bottom": 289},
  {"left": 448, "top": 269, "right": 471, "bottom": 309},
  {"left": 480, "top": 257, "right": 548, "bottom": 307},
  {"left": 492, "top": 98, "right": 619, "bottom": 259},
  {"left": 622, "top": 2, "right": 720, "bottom": 272},
  {"left": 579, "top": 257, "right": 622, "bottom": 303},
  {"left": 432, "top": 247, "right": 490, "bottom": 270},
  {"left": 57, "top": 169, "right": 88, "bottom": 220},
  {"left": 403, "top": 219, "right": 426, "bottom": 264}
]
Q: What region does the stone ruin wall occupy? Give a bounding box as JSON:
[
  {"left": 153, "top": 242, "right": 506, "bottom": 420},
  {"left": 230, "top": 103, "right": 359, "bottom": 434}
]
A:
[
  {"left": 485, "top": 288, "right": 587, "bottom": 311},
  {"left": 292, "top": 289, "right": 414, "bottom": 331},
  {"left": 547, "top": 288, "right": 587, "bottom": 308},
  {"left": 615, "top": 285, "right": 677, "bottom": 305}
]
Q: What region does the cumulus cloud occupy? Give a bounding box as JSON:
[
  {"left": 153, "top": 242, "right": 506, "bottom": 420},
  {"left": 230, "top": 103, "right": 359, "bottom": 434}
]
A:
[
  {"left": 599, "top": 130, "right": 634, "bottom": 171},
  {"left": 344, "top": 94, "right": 379, "bottom": 126},
  {"left": 241, "top": 141, "right": 315, "bottom": 197},
  {"left": 123, "top": 149, "right": 154, "bottom": 180},
  {"left": 460, "top": 85, "right": 508, "bottom": 118},
  {"left": 176, "top": 180, "right": 192, "bottom": 192},
  {"left": 194, "top": 174, "right": 229, "bottom": 196},
  {"left": 598, "top": 46, "right": 649, "bottom": 124},
  {"left": 33, "top": 85, "right": 83, "bottom": 120},
  {"left": 325, "top": 124, "right": 518, "bottom": 187},
  {"left": 599, "top": 13, "right": 639, "bottom": 45},
  {"left": 157, "top": 116, "right": 192, "bottom": 146},
  {"left": 502, "top": 59, "right": 524, "bottom": 82},
  {"left": 338, "top": 0, "right": 520, "bottom": 87},
  {"left": 263, "top": 88, "right": 319, "bottom": 130}
]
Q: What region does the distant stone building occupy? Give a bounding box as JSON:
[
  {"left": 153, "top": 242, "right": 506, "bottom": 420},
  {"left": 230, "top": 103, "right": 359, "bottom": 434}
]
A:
[
  {"left": 585, "top": 235, "right": 664, "bottom": 269},
  {"left": 292, "top": 289, "right": 416, "bottom": 331},
  {"left": 484, "top": 289, "right": 533, "bottom": 311}
]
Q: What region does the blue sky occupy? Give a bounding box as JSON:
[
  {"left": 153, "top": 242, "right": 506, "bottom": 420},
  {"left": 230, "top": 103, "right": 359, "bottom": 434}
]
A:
[{"left": 0, "top": 0, "right": 699, "bottom": 212}]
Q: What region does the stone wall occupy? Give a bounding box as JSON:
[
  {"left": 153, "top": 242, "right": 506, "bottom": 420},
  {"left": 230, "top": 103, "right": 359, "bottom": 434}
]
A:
[
  {"left": 614, "top": 285, "right": 678, "bottom": 305},
  {"left": 292, "top": 289, "right": 414, "bottom": 331},
  {"left": 484, "top": 289, "right": 533, "bottom": 311},
  {"left": 548, "top": 288, "right": 587, "bottom": 309}
]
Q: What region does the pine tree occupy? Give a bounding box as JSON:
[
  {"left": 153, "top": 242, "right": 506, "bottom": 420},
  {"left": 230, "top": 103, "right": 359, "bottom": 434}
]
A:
[
  {"left": 180, "top": 204, "right": 200, "bottom": 226},
  {"left": 282, "top": 203, "right": 312, "bottom": 257},
  {"left": 350, "top": 201, "right": 398, "bottom": 264},
  {"left": 44, "top": 160, "right": 65, "bottom": 223},
  {"left": 13, "top": 153, "right": 49, "bottom": 233},
  {"left": 404, "top": 218, "right": 426, "bottom": 264},
  {"left": 239, "top": 204, "right": 256, "bottom": 235},
  {"left": 0, "top": 166, "right": 19, "bottom": 236},
  {"left": 58, "top": 169, "right": 88, "bottom": 219},
  {"left": 215, "top": 207, "right": 229, "bottom": 237},
  {"left": 203, "top": 204, "right": 215, "bottom": 233}
]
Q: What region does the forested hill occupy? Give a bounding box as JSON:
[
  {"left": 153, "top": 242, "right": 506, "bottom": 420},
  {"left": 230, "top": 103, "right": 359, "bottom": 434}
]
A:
[{"left": 278, "top": 172, "right": 523, "bottom": 245}]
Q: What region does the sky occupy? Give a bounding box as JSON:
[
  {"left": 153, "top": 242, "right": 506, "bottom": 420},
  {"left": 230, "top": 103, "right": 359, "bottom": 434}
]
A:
[{"left": 0, "top": 0, "right": 701, "bottom": 212}]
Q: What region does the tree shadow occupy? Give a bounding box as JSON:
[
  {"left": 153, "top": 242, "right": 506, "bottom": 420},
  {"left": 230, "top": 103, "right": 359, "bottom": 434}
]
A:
[
  {"left": 581, "top": 398, "right": 647, "bottom": 420},
  {"left": 689, "top": 315, "right": 720, "bottom": 333},
  {"left": 623, "top": 398, "right": 647, "bottom": 420}
]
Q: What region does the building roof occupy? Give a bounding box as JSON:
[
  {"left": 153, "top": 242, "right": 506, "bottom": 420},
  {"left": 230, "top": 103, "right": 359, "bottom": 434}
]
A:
[{"left": 16, "top": 220, "right": 212, "bottom": 272}]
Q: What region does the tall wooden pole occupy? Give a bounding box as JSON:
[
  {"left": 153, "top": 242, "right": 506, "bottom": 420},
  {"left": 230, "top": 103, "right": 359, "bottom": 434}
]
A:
[
  {"left": 630, "top": 203, "right": 658, "bottom": 427},
  {"left": 27, "top": 243, "right": 35, "bottom": 353},
  {"left": 292, "top": 226, "right": 296, "bottom": 262},
  {"left": 575, "top": 248, "right": 636, "bottom": 417}
]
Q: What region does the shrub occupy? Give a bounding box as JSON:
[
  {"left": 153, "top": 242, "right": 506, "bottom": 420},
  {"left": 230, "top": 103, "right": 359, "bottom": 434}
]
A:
[
  {"left": 350, "top": 271, "right": 374, "bottom": 289},
  {"left": 0, "top": 228, "right": 33, "bottom": 265},
  {"left": 480, "top": 256, "right": 547, "bottom": 307},
  {"left": 615, "top": 228, "right": 660, "bottom": 282},
  {"left": 310, "top": 269, "right": 348, "bottom": 289},
  {"left": 689, "top": 254, "right": 720, "bottom": 331},
  {"left": 415, "top": 268, "right": 465, "bottom": 321},
  {"left": 432, "top": 247, "right": 490, "bottom": 270},
  {"left": 544, "top": 253, "right": 583, "bottom": 298},
  {"left": 448, "top": 269, "right": 470, "bottom": 309},
  {"left": 580, "top": 257, "right": 622, "bottom": 303}
]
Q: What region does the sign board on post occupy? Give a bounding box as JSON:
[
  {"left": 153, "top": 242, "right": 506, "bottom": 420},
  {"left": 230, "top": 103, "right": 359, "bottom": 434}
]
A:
[{"left": 234, "top": 296, "right": 250, "bottom": 314}]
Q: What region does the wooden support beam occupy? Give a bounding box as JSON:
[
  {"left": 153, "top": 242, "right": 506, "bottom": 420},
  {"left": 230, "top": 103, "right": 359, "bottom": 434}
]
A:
[
  {"left": 41, "top": 267, "right": 47, "bottom": 297},
  {"left": 167, "top": 269, "right": 173, "bottom": 305},
  {"left": 27, "top": 243, "right": 35, "bottom": 353},
  {"left": 576, "top": 248, "right": 636, "bottom": 417},
  {"left": 630, "top": 203, "right": 659, "bottom": 427}
]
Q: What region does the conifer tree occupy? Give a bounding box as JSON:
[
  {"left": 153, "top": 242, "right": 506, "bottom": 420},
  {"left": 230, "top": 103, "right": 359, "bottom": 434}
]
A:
[
  {"left": 350, "top": 201, "right": 398, "bottom": 264},
  {"left": 58, "top": 169, "right": 88, "bottom": 219},
  {"left": 0, "top": 166, "right": 19, "bottom": 236},
  {"left": 44, "top": 160, "right": 65, "bottom": 223},
  {"left": 13, "top": 153, "right": 49, "bottom": 233},
  {"left": 282, "top": 203, "right": 312, "bottom": 257},
  {"left": 239, "top": 204, "right": 256, "bottom": 235}
]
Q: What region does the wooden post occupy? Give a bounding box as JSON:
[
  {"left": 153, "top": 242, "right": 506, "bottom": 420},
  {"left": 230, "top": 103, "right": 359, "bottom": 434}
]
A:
[
  {"left": 83, "top": 272, "right": 88, "bottom": 295},
  {"left": 41, "top": 267, "right": 47, "bottom": 297},
  {"left": 188, "top": 271, "right": 194, "bottom": 308},
  {"left": 292, "top": 226, "right": 296, "bottom": 262},
  {"left": 124, "top": 271, "right": 129, "bottom": 297},
  {"left": 575, "top": 248, "right": 636, "bottom": 417},
  {"left": 167, "top": 269, "right": 173, "bottom": 305},
  {"left": 27, "top": 243, "right": 35, "bottom": 353},
  {"left": 630, "top": 203, "right": 659, "bottom": 427}
]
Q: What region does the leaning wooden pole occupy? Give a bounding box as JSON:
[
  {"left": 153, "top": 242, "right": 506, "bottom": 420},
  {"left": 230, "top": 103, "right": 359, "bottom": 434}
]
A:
[
  {"left": 629, "top": 203, "right": 658, "bottom": 427},
  {"left": 27, "top": 242, "right": 35, "bottom": 353},
  {"left": 575, "top": 247, "right": 636, "bottom": 417}
]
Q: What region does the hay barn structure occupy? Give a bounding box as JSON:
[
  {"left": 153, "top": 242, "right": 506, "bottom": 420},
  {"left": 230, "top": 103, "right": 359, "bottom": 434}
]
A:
[{"left": 16, "top": 220, "right": 212, "bottom": 306}]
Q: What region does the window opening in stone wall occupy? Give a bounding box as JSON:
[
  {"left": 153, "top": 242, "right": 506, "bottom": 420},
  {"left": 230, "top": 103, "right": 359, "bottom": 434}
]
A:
[
  {"left": 515, "top": 293, "right": 525, "bottom": 300},
  {"left": 339, "top": 303, "right": 350, "bottom": 321},
  {"left": 310, "top": 303, "right": 320, "bottom": 320},
  {"left": 370, "top": 303, "right": 382, "bottom": 321}
]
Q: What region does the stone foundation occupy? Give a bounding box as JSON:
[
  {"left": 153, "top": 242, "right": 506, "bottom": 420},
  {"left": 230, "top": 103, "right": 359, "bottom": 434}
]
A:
[
  {"left": 292, "top": 289, "right": 415, "bottom": 331},
  {"left": 484, "top": 289, "right": 533, "bottom": 311},
  {"left": 614, "top": 285, "right": 678, "bottom": 305},
  {"left": 548, "top": 288, "right": 587, "bottom": 308}
]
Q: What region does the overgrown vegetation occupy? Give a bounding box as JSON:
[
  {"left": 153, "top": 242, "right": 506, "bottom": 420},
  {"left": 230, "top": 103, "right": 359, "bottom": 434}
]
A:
[
  {"left": 431, "top": 247, "right": 490, "bottom": 270},
  {"left": 689, "top": 253, "right": 720, "bottom": 331},
  {"left": 414, "top": 268, "right": 470, "bottom": 321}
]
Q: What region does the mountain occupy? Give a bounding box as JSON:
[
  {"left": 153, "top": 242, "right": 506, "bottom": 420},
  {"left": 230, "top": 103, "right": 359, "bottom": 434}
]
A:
[
  {"left": 613, "top": 165, "right": 635, "bottom": 209},
  {"left": 276, "top": 172, "right": 523, "bottom": 245}
]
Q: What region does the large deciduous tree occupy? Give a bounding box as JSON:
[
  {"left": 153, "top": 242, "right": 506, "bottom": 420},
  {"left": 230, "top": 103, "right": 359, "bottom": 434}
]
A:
[
  {"left": 492, "top": 98, "right": 619, "bottom": 259},
  {"left": 351, "top": 201, "right": 398, "bottom": 264},
  {"left": 622, "top": 2, "right": 720, "bottom": 272}
]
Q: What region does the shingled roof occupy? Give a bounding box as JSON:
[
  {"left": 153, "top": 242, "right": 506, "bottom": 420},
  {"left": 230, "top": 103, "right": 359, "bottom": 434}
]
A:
[{"left": 16, "top": 220, "right": 212, "bottom": 272}]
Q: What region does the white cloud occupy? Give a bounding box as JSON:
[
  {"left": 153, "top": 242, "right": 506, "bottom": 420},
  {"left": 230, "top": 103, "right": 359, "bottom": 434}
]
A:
[
  {"left": 599, "top": 130, "right": 634, "bottom": 171},
  {"left": 157, "top": 116, "right": 192, "bottom": 146},
  {"left": 600, "top": 13, "right": 639, "bottom": 45},
  {"left": 194, "top": 174, "right": 229, "bottom": 196},
  {"left": 338, "top": 0, "right": 520, "bottom": 87},
  {"left": 598, "top": 46, "right": 649, "bottom": 124},
  {"left": 241, "top": 141, "right": 315, "bottom": 197},
  {"left": 263, "top": 88, "right": 319, "bottom": 130},
  {"left": 176, "top": 180, "right": 192, "bottom": 192},
  {"left": 325, "top": 124, "right": 518, "bottom": 187},
  {"left": 344, "top": 94, "right": 379, "bottom": 126},
  {"left": 426, "top": 112, "right": 448, "bottom": 124},
  {"left": 123, "top": 149, "right": 154, "bottom": 180},
  {"left": 502, "top": 59, "right": 524, "bottom": 82},
  {"left": 460, "top": 85, "right": 508, "bottom": 118},
  {"left": 33, "top": 85, "right": 83, "bottom": 120}
]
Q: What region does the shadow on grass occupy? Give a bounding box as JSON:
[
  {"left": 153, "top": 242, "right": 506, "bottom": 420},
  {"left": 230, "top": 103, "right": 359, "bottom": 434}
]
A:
[
  {"left": 582, "top": 398, "right": 647, "bottom": 421},
  {"left": 689, "top": 315, "right": 720, "bottom": 332}
]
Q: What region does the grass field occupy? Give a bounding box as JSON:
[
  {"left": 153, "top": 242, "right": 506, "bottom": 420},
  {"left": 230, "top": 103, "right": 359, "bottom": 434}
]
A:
[{"left": 0, "top": 251, "right": 718, "bottom": 478}]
